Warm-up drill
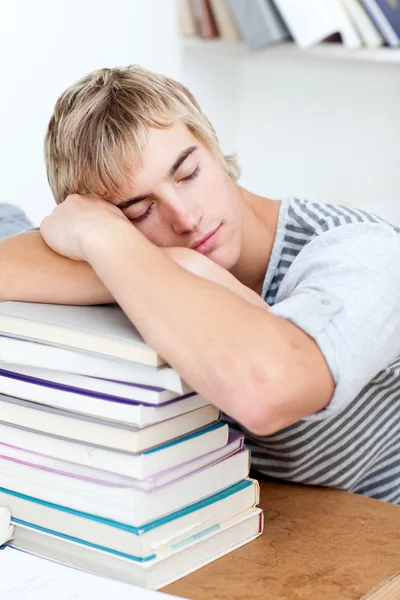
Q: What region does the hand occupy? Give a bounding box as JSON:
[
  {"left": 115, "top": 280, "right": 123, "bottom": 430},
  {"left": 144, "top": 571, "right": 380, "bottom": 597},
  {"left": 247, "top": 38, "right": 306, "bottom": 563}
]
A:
[{"left": 40, "top": 194, "right": 130, "bottom": 261}]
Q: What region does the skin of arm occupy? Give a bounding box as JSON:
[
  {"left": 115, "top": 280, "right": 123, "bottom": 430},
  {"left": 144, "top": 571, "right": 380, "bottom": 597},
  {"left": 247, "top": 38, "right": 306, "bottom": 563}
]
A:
[
  {"left": 0, "top": 231, "right": 267, "bottom": 309},
  {"left": 40, "top": 195, "right": 335, "bottom": 436}
]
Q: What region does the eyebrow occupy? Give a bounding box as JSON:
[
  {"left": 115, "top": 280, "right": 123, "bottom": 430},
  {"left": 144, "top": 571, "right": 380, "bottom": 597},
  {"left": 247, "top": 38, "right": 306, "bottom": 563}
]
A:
[{"left": 117, "top": 145, "right": 198, "bottom": 210}]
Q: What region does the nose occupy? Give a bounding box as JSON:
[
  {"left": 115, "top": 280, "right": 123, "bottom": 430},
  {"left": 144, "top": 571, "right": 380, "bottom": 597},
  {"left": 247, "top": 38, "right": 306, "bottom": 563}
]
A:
[{"left": 169, "top": 202, "right": 202, "bottom": 236}]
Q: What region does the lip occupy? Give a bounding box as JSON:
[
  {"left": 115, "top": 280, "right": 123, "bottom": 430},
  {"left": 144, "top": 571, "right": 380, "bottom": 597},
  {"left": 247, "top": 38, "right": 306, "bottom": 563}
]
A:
[{"left": 191, "top": 225, "right": 222, "bottom": 254}]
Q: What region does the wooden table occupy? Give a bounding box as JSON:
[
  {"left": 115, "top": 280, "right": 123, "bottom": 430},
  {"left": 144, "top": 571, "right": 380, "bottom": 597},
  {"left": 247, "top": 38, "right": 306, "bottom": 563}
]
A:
[{"left": 163, "top": 478, "right": 400, "bottom": 600}]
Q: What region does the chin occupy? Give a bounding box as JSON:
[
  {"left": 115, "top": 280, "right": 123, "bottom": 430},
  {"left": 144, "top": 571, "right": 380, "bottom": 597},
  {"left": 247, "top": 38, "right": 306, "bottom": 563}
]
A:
[{"left": 209, "top": 244, "right": 240, "bottom": 271}]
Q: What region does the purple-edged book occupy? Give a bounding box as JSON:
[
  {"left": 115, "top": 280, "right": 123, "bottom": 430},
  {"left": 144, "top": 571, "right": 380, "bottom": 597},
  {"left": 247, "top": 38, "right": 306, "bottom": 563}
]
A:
[
  {"left": 0, "top": 432, "right": 249, "bottom": 526},
  {"left": 0, "top": 364, "right": 204, "bottom": 427},
  {"left": 361, "top": 0, "right": 400, "bottom": 45}
]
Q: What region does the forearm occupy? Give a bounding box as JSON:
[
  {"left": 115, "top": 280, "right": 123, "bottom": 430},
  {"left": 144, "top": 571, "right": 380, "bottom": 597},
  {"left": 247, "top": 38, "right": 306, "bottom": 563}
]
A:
[
  {"left": 0, "top": 231, "right": 113, "bottom": 304},
  {"left": 83, "top": 221, "right": 298, "bottom": 429}
]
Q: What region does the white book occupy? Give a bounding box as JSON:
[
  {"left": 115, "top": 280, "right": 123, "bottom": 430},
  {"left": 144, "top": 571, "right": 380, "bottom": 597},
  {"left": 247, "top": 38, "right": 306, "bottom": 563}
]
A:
[
  {"left": 0, "top": 363, "right": 184, "bottom": 405},
  {"left": 273, "top": 0, "right": 362, "bottom": 48},
  {"left": 0, "top": 372, "right": 203, "bottom": 427},
  {"left": 0, "top": 337, "right": 189, "bottom": 393},
  {"left": 0, "top": 447, "right": 250, "bottom": 526},
  {"left": 0, "top": 421, "right": 229, "bottom": 479},
  {"left": 0, "top": 301, "right": 164, "bottom": 367},
  {"left": 0, "top": 479, "right": 258, "bottom": 559},
  {"left": 0, "top": 396, "right": 219, "bottom": 452},
  {"left": 361, "top": 0, "right": 400, "bottom": 46},
  {"left": 228, "top": 0, "right": 289, "bottom": 50},
  {"left": 10, "top": 508, "right": 263, "bottom": 589},
  {"left": 340, "top": 0, "right": 384, "bottom": 48},
  {"left": 0, "top": 429, "right": 244, "bottom": 492},
  {"left": 0, "top": 546, "right": 177, "bottom": 599},
  {"left": 208, "top": 0, "right": 241, "bottom": 42}
]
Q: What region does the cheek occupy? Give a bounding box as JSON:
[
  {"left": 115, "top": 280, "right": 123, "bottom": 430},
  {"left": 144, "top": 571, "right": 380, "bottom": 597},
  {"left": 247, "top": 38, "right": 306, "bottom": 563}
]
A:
[{"left": 135, "top": 218, "right": 171, "bottom": 248}]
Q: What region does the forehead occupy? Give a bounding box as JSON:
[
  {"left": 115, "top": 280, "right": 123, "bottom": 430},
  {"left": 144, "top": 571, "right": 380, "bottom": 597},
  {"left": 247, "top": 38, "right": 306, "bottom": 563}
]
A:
[
  {"left": 139, "top": 122, "right": 198, "bottom": 172},
  {"left": 113, "top": 122, "right": 199, "bottom": 202}
]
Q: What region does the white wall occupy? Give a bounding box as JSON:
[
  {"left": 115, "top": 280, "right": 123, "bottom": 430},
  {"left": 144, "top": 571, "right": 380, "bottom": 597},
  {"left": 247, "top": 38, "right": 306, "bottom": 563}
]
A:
[
  {"left": 0, "top": 0, "right": 180, "bottom": 225},
  {"left": 182, "top": 43, "right": 400, "bottom": 224}
]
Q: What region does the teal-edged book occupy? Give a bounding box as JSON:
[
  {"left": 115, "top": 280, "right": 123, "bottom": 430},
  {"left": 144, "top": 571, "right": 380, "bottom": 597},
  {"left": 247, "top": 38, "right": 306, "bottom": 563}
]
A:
[
  {"left": 3, "top": 479, "right": 259, "bottom": 560},
  {"left": 10, "top": 505, "right": 263, "bottom": 589}
]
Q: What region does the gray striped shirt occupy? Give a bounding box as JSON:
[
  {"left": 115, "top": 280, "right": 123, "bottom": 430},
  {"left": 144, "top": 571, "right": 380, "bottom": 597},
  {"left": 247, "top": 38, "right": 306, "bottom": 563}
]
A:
[{"left": 237, "top": 198, "right": 400, "bottom": 504}]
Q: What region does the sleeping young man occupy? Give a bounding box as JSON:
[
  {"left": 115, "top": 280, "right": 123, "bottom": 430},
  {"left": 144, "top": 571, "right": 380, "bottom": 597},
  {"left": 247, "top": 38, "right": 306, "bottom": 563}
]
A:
[{"left": 1, "top": 65, "right": 400, "bottom": 503}]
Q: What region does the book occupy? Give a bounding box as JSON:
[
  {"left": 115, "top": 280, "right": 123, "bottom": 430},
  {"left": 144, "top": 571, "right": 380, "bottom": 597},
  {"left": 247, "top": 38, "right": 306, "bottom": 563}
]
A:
[
  {"left": 361, "top": 0, "right": 400, "bottom": 45},
  {"left": 0, "top": 479, "right": 258, "bottom": 559},
  {"left": 340, "top": 0, "right": 384, "bottom": 47},
  {"left": 0, "top": 421, "right": 229, "bottom": 479},
  {"left": 10, "top": 508, "right": 263, "bottom": 589},
  {"left": 0, "top": 506, "right": 14, "bottom": 546},
  {"left": 191, "top": 0, "right": 219, "bottom": 38},
  {"left": 0, "top": 301, "right": 164, "bottom": 367},
  {"left": 0, "top": 363, "right": 190, "bottom": 406},
  {"left": 0, "top": 546, "right": 178, "bottom": 599},
  {"left": 0, "top": 430, "right": 245, "bottom": 492},
  {"left": 208, "top": 0, "right": 241, "bottom": 42},
  {"left": 272, "top": 0, "right": 362, "bottom": 48},
  {"left": 0, "top": 370, "right": 203, "bottom": 427},
  {"left": 0, "top": 397, "right": 219, "bottom": 452},
  {"left": 227, "top": 0, "right": 289, "bottom": 50},
  {"left": 0, "top": 443, "right": 250, "bottom": 526},
  {"left": 179, "top": 0, "right": 197, "bottom": 36},
  {"left": 0, "top": 337, "right": 189, "bottom": 393}
]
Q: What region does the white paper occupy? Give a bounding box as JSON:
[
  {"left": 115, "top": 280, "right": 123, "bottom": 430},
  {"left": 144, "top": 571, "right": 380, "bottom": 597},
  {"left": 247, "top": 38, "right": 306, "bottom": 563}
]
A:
[
  {"left": 0, "top": 547, "right": 180, "bottom": 599},
  {"left": 0, "top": 507, "right": 14, "bottom": 545}
]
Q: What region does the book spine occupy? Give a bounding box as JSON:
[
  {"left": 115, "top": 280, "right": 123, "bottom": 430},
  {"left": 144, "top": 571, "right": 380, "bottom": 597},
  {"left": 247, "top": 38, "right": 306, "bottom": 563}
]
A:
[{"left": 361, "top": 0, "right": 400, "bottom": 45}]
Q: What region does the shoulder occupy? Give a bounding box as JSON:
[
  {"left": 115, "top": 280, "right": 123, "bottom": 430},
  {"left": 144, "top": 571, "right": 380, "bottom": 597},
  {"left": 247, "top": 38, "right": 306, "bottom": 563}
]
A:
[{"left": 277, "top": 221, "right": 400, "bottom": 299}]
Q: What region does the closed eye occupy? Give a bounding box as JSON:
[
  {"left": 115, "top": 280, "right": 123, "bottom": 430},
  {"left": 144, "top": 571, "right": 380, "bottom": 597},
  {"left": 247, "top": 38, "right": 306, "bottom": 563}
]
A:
[
  {"left": 180, "top": 166, "right": 200, "bottom": 182},
  {"left": 130, "top": 202, "right": 154, "bottom": 223}
]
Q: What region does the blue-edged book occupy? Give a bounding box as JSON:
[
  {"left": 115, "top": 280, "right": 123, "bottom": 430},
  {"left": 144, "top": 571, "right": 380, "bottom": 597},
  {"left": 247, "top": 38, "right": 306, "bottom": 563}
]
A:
[
  {"left": 361, "top": 0, "right": 400, "bottom": 45},
  {"left": 9, "top": 504, "right": 263, "bottom": 589},
  {"left": 2, "top": 479, "right": 258, "bottom": 560}
]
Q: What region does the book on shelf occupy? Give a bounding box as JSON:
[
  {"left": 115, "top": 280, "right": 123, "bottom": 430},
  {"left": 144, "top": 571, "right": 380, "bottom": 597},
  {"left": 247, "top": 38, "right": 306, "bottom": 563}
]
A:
[
  {"left": 0, "top": 300, "right": 262, "bottom": 588},
  {"left": 191, "top": 0, "right": 219, "bottom": 38},
  {"left": 340, "top": 0, "right": 384, "bottom": 48},
  {"left": 361, "top": 0, "right": 400, "bottom": 46},
  {"left": 272, "top": 0, "right": 362, "bottom": 49},
  {"left": 208, "top": 0, "right": 241, "bottom": 42},
  {"left": 227, "top": 0, "right": 289, "bottom": 50},
  {"left": 180, "top": 0, "right": 197, "bottom": 37}
]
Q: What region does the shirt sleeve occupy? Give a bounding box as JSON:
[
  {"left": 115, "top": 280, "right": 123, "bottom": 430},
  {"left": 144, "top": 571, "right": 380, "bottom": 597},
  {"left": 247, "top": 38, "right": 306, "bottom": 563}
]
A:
[
  {"left": 0, "top": 204, "right": 33, "bottom": 239},
  {"left": 269, "top": 222, "right": 400, "bottom": 421}
]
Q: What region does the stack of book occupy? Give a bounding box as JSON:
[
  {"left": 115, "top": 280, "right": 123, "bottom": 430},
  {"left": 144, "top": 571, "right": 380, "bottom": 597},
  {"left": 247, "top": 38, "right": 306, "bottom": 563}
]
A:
[
  {"left": 0, "top": 301, "right": 262, "bottom": 590},
  {"left": 181, "top": 0, "right": 400, "bottom": 51}
]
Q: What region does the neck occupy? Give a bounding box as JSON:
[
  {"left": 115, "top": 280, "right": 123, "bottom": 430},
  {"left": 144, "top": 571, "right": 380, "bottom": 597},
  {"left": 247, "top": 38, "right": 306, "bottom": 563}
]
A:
[{"left": 230, "top": 187, "right": 280, "bottom": 294}]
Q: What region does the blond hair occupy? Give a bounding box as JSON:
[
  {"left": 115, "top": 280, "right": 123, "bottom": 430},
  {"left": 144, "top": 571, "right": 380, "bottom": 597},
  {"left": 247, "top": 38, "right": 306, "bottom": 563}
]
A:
[{"left": 44, "top": 65, "right": 240, "bottom": 205}]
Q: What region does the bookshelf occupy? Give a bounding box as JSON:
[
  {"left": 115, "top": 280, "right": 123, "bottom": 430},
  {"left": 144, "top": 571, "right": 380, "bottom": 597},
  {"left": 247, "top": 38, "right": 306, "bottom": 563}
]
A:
[
  {"left": 182, "top": 39, "right": 400, "bottom": 64},
  {"left": 181, "top": 37, "right": 400, "bottom": 225}
]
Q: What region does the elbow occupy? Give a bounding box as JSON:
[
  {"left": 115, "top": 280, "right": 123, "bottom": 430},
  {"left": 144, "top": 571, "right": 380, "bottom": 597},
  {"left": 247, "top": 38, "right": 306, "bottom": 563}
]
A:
[
  {"left": 235, "top": 389, "right": 284, "bottom": 437},
  {"left": 218, "top": 362, "right": 305, "bottom": 437},
  {"left": 215, "top": 372, "right": 289, "bottom": 438}
]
